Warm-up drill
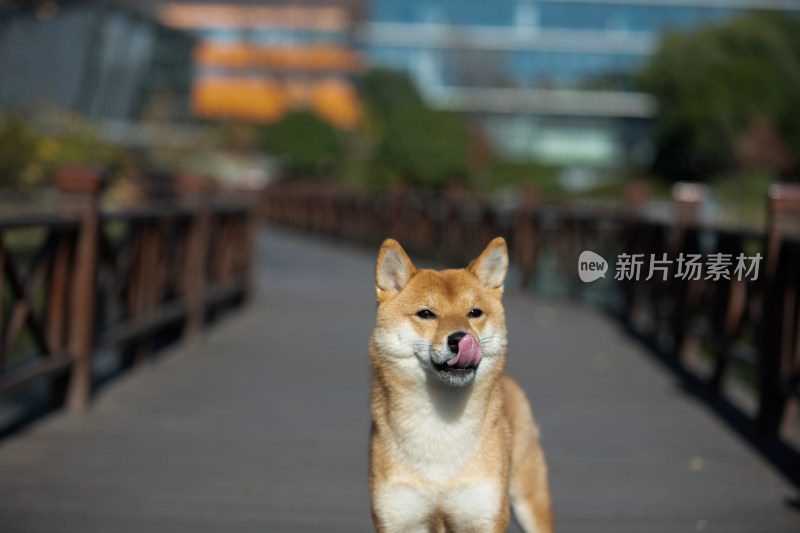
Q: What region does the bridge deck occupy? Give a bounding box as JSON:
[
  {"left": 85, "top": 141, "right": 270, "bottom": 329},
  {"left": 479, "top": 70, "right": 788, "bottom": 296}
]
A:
[{"left": 0, "top": 228, "right": 798, "bottom": 533}]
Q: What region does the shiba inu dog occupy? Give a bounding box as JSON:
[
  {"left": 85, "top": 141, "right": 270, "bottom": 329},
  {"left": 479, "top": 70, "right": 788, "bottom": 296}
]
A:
[{"left": 369, "top": 237, "right": 553, "bottom": 533}]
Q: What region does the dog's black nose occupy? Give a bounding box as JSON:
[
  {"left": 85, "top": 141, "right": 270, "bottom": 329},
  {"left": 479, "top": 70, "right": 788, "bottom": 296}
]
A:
[{"left": 447, "top": 331, "right": 466, "bottom": 354}]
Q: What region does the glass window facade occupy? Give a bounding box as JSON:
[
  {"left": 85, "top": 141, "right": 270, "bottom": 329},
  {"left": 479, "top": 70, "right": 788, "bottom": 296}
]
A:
[
  {"left": 370, "top": 1, "right": 740, "bottom": 31},
  {"left": 370, "top": 46, "right": 645, "bottom": 91},
  {"left": 365, "top": 1, "right": 799, "bottom": 165},
  {"left": 365, "top": 1, "right": 793, "bottom": 94}
]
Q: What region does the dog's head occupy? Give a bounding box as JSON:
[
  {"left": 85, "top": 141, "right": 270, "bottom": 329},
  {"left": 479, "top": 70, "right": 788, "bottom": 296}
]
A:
[{"left": 370, "top": 238, "right": 508, "bottom": 387}]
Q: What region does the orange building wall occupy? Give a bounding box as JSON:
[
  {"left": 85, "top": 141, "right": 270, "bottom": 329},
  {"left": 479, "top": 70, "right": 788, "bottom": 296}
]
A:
[{"left": 161, "top": 2, "right": 362, "bottom": 129}]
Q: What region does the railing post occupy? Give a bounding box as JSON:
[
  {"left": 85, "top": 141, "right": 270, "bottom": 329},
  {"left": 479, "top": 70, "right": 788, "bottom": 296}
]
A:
[
  {"left": 759, "top": 183, "right": 800, "bottom": 436},
  {"left": 618, "top": 183, "right": 649, "bottom": 321},
  {"left": 46, "top": 231, "right": 73, "bottom": 409},
  {"left": 443, "top": 181, "right": 467, "bottom": 265},
  {"left": 176, "top": 175, "right": 213, "bottom": 339},
  {"left": 514, "top": 185, "right": 539, "bottom": 290},
  {"left": 240, "top": 196, "right": 258, "bottom": 302},
  {"left": 667, "top": 183, "right": 708, "bottom": 360},
  {"left": 670, "top": 182, "right": 707, "bottom": 252},
  {"left": 127, "top": 220, "right": 165, "bottom": 364},
  {"left": 56, "top": 166, "right": 102, "bottom": 412}
]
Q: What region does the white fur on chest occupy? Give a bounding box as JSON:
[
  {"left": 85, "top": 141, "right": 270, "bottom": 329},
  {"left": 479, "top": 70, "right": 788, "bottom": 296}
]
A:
[
  {"left": 375, "top": 481, "right": 502, "bottom": 533},
  {"left": 388, "top": 390, "right": 486, "bottom": 481},
  {"left": 375, "top": 383, "right": 510, "bottom": 531}
]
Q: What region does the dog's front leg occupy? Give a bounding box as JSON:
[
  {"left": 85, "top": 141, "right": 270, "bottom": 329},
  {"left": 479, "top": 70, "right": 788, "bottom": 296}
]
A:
[
  {"left": 440, "top": 483, "right": 510, "bottom": 533},
  {"left": 372, "top": 482, "right": 437, "bottom": 533}
]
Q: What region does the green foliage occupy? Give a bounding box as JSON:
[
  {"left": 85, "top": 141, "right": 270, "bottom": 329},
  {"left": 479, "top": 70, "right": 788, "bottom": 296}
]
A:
[
  {"left": 263, "top": 111, "right": 343, "bottom": 177},
  {"left": 0, "top": 113, "right": 129, "bottom": 188},
  {"left": 711, "top": 168, "right": 774, "bottom": 227},
  {"left": 379, "top": 108, "right": 468, "bottom": 188},
  {"left": 358, "top": 69, "right": 469, "bottom": 190},
  {"left": 359, "top": 69, "right": 424, "bottom": 115},
  {"left": 0, "top": 115, "right": 40, "bottom": 187},
  {"left": 638, "top": 12, "right": 800, "bottom": 180},
  {"left": 485, "top": 160, "right": 561, "bottom": 195}
]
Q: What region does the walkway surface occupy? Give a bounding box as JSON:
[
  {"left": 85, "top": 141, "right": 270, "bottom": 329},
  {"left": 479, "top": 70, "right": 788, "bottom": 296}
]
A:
[{"left": 0, "top": 228, "right": 799, "bottom": 533}]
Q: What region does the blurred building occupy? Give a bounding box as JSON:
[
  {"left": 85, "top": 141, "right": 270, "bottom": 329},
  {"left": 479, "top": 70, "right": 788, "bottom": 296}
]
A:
[
  {"left": 157, "top": 0, "right": 363, "bottom": 128},
  {"left": 362, "top": 0, "right": 800, "bottom": 166},
  {"left": 0, "top": 1, "right": 195, "bottom": 121}
]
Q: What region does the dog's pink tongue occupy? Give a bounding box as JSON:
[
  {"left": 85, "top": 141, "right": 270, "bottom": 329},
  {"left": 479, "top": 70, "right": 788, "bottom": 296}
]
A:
[{"left": 448, "top": 333, "right": 482, "bottom": 368}]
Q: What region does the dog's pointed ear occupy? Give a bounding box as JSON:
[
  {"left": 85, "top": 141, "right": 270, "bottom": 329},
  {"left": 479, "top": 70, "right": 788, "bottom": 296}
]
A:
[
  {"left": 375, "top": 239, "right": 416, "bottom": 302},
  {"left": 468, "top": 237, "right": 508, "bottom": 293}
]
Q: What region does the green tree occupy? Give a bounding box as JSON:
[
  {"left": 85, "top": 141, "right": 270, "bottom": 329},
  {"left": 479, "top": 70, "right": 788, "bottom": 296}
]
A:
[
  {"left": 359, "top": 69, "right": 469, "bottom": 189},
  {"left": 263, "top": 111, "right": 343, "bottom": 178},
  {"left": 359, "top": 69, "right": 425, "bottom": 115},
  {"left": 0, "top": 113, "right": 126, "bottom": 188},
  {"left": 0, "top": 115, "right": 40, "bottom": 187},
  {"left": 638, "top": 13, "right": 800, "bottom": 180}
]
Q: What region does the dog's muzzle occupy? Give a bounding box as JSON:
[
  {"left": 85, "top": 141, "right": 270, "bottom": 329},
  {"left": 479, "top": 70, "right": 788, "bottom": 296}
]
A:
[{"left": 432, "top": 332, "right": 482, "bottom": 387}]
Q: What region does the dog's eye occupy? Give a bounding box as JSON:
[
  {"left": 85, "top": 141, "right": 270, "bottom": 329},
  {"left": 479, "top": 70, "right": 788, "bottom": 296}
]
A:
[
  {"left": 468, "top": 308, "right": 483, "bottom": 318},
  {"left": 416, "top": 309, "right": 436, "bottom": 319}
]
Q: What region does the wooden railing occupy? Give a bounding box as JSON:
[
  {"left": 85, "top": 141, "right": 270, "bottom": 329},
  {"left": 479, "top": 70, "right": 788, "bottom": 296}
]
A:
[
  {"left": 0, "top": 168, "right": 256, "bottom": 416},
  {"left": 262, "top": 181, "right": 800, "bottom": 440}
]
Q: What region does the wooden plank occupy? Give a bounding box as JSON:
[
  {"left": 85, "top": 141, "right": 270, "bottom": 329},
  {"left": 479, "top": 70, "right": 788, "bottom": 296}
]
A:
[
  {"left": 0, "top": 351, "right": 72, "bottom": 397},
  {"left": 95, "top": 300, "right": 187, "bottom": 350},
  {"left": 1, "top": 244, "right": 53, "bottom": 358},
  {"left": 0, "top": 229, "right": 797, "bottom": 532},
  {"left": 0, "top": 236, "right": 4, "bottom": 367},
  {"left": 0, "top": 212, "right": 80, "bottom": 230},
  {"left": 46, "top": 233, "right": 72, "bottom": 354}
]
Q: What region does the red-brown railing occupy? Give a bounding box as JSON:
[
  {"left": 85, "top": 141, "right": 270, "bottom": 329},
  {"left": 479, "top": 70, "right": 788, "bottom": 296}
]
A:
[
  {"left": 0, "top": 168, "right": 256, "bottom": 415},
  {"left": 261, "top": 180, "right": 800, "bottom": 440}
]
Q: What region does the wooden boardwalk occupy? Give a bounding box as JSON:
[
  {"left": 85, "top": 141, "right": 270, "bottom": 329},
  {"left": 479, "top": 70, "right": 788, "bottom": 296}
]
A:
[{"left": 0, "top": 228, "right": 798, "bottom": 533}]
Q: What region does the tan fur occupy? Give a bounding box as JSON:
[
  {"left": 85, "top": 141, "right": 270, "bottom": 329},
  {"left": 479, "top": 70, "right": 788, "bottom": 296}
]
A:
[{"left": 369, "top": 238, "right": 553, "bottom": 533}]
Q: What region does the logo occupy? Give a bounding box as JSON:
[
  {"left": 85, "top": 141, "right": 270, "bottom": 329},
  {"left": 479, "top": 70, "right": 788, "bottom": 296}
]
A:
[
  {"left": 578, "top": 250, "right": 608, "bottom": 283},
  {"left": 576, "top": 252, "right": 762, "bottom": 282}
]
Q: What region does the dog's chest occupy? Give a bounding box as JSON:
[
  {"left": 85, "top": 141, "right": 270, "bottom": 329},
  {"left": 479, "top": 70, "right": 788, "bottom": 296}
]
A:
[
  {"left": 375, "top": 420, "right": 508, "bottom": 531},
  {"left": 390, "top": 400, "right": 484, "bottom": 479},
  {"left": 375, "top": 479, "right": 503, "bottom": 531}
]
